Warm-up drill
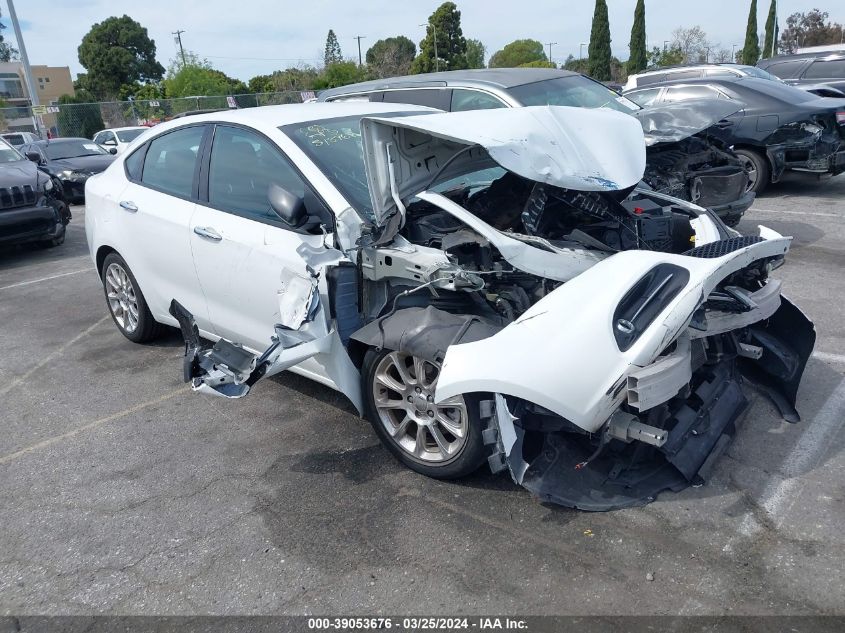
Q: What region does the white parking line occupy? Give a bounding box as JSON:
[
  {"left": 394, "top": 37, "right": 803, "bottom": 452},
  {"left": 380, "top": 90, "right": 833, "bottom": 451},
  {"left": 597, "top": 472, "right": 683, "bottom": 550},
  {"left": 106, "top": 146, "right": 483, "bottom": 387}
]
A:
[
  {"left": 0, "top": 267, "right": 93, "bottom": 291},
  {"left": 750, "top": 208, "right": 841, "bottom": 219},
  {"left": 733, "top": 376, "right": 845, "bottom": 540},
  {"left": 812, "top": 351, "right": 845, "bottom": 365}
]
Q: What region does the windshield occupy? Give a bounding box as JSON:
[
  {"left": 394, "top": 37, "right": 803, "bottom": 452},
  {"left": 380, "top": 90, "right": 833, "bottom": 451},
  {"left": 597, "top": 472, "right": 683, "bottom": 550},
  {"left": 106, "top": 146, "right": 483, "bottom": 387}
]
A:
[
  {"left": 116, "top": 128, "right": 146, "bottom": 142},
  {"left": 44, "top": 140, "right": 109, "bottom": 160},
  {"left": 0, "top": 140, "right": 23, "bottom": 163},
  {"left": 727, "top": 64, "right": 783, "bottom": 82},
  {"left": 510, "top": 75, "right": 641, "bottom": 113},
  {"left": 283, "top": 113, "right": 419, "bottom": 222}
]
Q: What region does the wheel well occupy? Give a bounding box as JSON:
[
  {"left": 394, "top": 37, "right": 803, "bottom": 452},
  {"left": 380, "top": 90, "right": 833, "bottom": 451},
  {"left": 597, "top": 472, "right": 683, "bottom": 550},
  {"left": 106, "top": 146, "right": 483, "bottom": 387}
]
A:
[
  {"left": 95, "top": 245, "right": 118, "bottom": 278},
  {"left": 732, "top": 144, "right": 769, "bottom": 165}
]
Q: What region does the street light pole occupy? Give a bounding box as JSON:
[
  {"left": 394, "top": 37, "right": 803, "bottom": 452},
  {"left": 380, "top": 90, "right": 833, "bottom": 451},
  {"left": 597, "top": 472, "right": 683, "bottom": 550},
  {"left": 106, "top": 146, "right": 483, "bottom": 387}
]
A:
[
  {"left": 731, "top": 43, "right": 738, "bottom": 60},
  {"left": 546, "top": 42, "right": 557, "bottom": 66},
  {"left": 579, "top": 42, "right": 587, "bottom": 61},
  {"left": 7, "top": 0, "right": 43, "bottom": 137}
]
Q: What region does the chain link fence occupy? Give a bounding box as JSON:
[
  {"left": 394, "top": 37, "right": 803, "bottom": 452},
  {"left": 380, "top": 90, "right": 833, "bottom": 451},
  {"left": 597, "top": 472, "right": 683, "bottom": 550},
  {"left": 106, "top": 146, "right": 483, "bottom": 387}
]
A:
[{"left": 0, "top": 91, "right": 311, "bottom": 139}]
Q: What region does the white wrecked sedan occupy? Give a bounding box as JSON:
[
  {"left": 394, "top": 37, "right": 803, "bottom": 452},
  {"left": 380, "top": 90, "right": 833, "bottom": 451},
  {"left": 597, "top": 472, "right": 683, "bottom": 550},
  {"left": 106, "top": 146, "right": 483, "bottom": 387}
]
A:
[{"left": 85, "top": 102, "right": 814, "bottom": 510}]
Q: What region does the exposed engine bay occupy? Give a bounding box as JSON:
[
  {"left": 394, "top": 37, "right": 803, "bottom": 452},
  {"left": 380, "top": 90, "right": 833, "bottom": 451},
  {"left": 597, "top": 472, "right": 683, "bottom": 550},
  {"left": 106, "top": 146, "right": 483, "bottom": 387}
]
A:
[{"left": 172, "top": 105, "right": 815, "bottom": 511}]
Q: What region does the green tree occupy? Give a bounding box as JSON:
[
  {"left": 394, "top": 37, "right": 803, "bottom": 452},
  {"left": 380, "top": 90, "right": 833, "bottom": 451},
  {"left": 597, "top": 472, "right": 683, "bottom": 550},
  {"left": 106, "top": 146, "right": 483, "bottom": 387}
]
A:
[
  {"left": 778, "top": 9, "right": 844, "bottom": 53},
  {"left": 248, "top": 74, "right": 274, "bottom": 93},
  {"left": 163, "top": 53, "right": 232, "bottom": 98},
  {"left": 762, "top": 0, "right": 778, "bottom": 58},
  {"left": 324, "top": 30, "right": 342, "bottom": 67},
  {"left": 740, "top": 0, "right": 760, "bottom": 65},
  {"left": 465, "top": 38, "right": 486, "bottom": 69},
  {"left": 627, "top": 0, "right": 647, "bottom": 75},
  {"left": 313, "top": 61, "right": 367, "bottom": 89},
  {"left": 519, "top": 60, "right": 556, "bottom": 68},
  {"left": 563, "top": 54, "right": 589, "bottom": 74},
  {"left": 56, "top": 92, "right": 105, "bottom": 138},
  {"left": 489, "top": 39, "right": 546, "bottom": 68},
  {"left": 411, "top": 2, "right": 468, "bottom": 73},
  {"left": 588, "top": 0, "right": 612, "bottom": 81},
  {"left": 0, "top": 8, "right": 18, "bottom": 62},
  {"left": 646, "top": 46, "right": 684, "bottom": 68},
  {"left": 366, "top": 36, "right": 416, "bottom": 78},
  {"left": 77, "top": 15, "right": 164, "bottom": 99}
]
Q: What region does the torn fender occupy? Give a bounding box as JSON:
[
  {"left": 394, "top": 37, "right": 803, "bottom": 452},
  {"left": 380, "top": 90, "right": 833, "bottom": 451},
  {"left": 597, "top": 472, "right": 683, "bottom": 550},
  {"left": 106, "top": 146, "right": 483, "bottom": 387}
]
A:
[{"left": 435, "top": 231, "right": 794, "bottom": 432}]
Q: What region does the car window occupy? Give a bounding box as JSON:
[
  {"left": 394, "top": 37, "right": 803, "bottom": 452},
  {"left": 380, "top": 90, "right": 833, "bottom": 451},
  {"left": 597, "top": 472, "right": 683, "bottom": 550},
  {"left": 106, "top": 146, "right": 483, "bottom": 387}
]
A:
[
  {"left": 124, "top": 146, "right": 145, "bottom": 181},
  {"left": 704, "top": 68, "right": 740, "bottom": 78},
  {"left": 141, "top": 126, "right": 205, "bottom": 198},
  {"left": 117, "top": 128, "right": 146, "bottom": 143},
  {"left": 663, "top": 85, "right": 724, "bottom": 102},
  {"left": 626, "top": 87, "right": 662, "bottom": 106},
  {"left": 102, "top": 132, "right": 117, "bottom": 144},
  {"left": 381, "top": 89, "right": 451, "bottom": 110},
  {"left": 664, "top": 70, "right": 704, "bottom": 81},
  {"left": 803, "top": 59, "right": 845, "bottom": 79},
  {"left": 0, "top": 140, "right": 23, "bottom": 162},
  {"left": 509, "top": 75, "right": 641, "bottom": 112},
  {"left": 4, "top": 134, "right": 23, "bottom": 145},
  {"left": 637, "top": 73, "right": 667, "bottom": 86},
  {"left": 450, "top": 89, "right": 507, "bottom": 112},
  {"left": 208, "top": 125, "right": 306, "bottom": 225},
  {"left": 765, "top": 60, "right": 805, "bottom": 78}
]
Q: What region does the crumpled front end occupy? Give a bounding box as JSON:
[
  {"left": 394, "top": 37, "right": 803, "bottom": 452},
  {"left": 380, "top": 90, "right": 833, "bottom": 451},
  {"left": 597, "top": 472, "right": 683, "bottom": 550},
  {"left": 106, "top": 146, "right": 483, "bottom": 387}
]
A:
[
  {"left": 436, "top": 231, "right": 815, "bottom": 510},
  {"left": 766, "top": 117, "right": 845, "bottom": 180}
]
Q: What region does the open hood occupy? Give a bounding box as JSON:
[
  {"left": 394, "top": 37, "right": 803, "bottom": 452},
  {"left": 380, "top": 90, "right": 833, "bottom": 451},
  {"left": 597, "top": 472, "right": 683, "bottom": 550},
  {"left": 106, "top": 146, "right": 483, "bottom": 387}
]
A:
[
  {"left": 633, "top": 99, "right": 743, "bottom": 146},
  {"left": 360, "top": 105, "right": 646, "bottom": 230}
]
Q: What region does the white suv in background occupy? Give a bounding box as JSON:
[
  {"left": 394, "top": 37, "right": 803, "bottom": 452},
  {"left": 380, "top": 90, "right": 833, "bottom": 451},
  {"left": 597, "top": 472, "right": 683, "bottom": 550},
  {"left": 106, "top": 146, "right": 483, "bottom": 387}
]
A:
[
  {"left": 93, "top": 126, "right": 149, "bottom": 154},
  {"left": 624, "top": 64, "right": 782, "bottom": 91}
]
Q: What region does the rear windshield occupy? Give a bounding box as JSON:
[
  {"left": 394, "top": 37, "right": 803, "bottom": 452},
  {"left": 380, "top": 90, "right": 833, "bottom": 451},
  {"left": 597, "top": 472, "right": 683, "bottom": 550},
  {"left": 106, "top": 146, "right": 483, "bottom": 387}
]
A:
[
  {"left": 3, "top": 134, "right": 23, "bottom": 145},
  {"left": 510, "top": 75, "right": 641, "bottom": 113},
  {"left": 735, "top": 77, "right": 815, "bottom": 103},
  {"left": 116, "top": 128, "right": 146, "bottom": 142}
]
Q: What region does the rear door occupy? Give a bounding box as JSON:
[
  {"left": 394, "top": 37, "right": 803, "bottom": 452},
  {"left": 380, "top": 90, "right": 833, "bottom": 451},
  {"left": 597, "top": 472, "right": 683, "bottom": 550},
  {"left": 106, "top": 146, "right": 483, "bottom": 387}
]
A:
[{"left": 116, "top": 124, "right": 211, "bottom": 331}]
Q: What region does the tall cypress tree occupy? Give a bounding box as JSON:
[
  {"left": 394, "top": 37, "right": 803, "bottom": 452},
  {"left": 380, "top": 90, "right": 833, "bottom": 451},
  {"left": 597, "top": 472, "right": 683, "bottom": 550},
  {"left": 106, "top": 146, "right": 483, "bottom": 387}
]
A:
[
  {"left": 626, "top": 0, "right": 647, "bottom": 75},
  {"left": 324, "top": 30, "right": 342, "bottom": 67},
  {"left": 588, "top": 0, "right": 612, "bottom": 81},
  {"left": 762, "top": 0, "right": 778, "bottom": 58},
  {"left": 740, "top": 0, "right": 760, "bottom": 65}
]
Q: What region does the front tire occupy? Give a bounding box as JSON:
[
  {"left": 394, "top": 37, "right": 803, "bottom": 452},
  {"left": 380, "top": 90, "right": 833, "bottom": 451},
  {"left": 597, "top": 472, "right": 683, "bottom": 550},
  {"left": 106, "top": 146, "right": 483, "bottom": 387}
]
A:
[
  {"left": 734, "top": 148, "right": 770, "bottom": 195},
  {"left": 101, "top": 253, "right": 164, "bottom": 343},
  {"left": 363, "top": 348, "right": 487, "bottom": 479}
]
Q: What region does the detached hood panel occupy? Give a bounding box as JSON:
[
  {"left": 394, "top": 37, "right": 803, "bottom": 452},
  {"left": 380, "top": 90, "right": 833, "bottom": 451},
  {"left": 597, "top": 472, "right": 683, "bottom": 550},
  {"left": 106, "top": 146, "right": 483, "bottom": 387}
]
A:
[
  {"left": 360, "top": 105, "right": 647, "bottom": 227},
  {"left": 634, "top": 99, "right": 743, "bottom": 146}
]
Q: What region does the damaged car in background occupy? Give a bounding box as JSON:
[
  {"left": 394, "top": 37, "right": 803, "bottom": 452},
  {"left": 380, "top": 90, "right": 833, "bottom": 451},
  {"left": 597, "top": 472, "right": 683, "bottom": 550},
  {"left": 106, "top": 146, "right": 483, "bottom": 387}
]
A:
[
  {"left": 319, "top": 69, "right": 755, "bottom": 226},
  {"left": 85, "top": 102, "right": 815, "bottom": 511},
  {"left": 624, "top": 75, "right": 845, "bottom": 194}
]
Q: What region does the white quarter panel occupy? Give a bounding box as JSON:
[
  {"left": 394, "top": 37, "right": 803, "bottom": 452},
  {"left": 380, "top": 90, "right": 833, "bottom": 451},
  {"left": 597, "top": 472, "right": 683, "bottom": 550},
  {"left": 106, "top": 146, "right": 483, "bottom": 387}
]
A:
[{"left": 435, "top": 234, "right": 792, "bottom": 432}]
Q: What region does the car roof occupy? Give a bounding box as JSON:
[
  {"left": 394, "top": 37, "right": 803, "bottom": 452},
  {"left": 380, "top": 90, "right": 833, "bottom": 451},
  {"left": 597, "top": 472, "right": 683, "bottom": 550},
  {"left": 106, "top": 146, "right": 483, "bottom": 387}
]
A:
[
  {"left": 761, "top": 50, "right": 845, "bottom": 62},
  {"left": 100, "top": 126, "right": 147, "bottom": 132},
  {"left": 319, "top": 68, "right": 579, "bottom": 98},
  {"left": 146, "top": 102, "right": 438, "bottom": 136}
]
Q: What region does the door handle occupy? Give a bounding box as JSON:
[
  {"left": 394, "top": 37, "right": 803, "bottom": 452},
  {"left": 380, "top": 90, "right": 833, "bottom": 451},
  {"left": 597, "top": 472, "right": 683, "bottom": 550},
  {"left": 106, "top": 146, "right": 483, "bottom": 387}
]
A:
[
  {"left": 119, "top": 200, "right": 138, "bottom": 212},
  {"left": 193, "top": 226, "right": 222, "bottom": 241}
]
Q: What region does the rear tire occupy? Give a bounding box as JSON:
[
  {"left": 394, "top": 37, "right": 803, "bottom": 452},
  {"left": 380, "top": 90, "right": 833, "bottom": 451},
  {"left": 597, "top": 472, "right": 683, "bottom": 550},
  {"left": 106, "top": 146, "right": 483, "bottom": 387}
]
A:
[
  {"left": 101, "top": 253, "right": 164, "bottom": 343},
  {"left": 363, "top": 348, "right": 488, "bottom": 479},
  {"left": 734, "top": 148, "right": 770, "bottom": 195}
]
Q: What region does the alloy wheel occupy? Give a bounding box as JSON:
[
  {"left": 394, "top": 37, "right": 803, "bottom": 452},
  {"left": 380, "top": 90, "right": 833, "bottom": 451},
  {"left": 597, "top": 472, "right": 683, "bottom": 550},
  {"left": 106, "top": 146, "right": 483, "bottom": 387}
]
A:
[
  {"left": 736, "top": 153, "right": 758, "bottom": 192},
  {"left": 105, "top": 262, "right": 139, "bottom": 333},
  {"left": 371, "top": 351, "right": 468, "bottom": 463}
]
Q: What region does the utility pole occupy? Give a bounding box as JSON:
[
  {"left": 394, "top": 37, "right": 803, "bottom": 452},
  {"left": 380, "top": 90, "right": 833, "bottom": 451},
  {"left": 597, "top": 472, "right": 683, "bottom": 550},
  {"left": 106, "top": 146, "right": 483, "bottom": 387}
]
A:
[
  {"left": 545, "top": 42, "right": 557, "bottom": 66},
  {"left": 172, "top": 30, "right": 187, "bottom": 67},
  {"left": 579, "top": 42, "right": 587, "bottom": 61},
  {"left": 7, "top": 0, "right": 43, "bottom": 137},
  {"left": 731, "top": 43, "right": 738, "bottom": 60},
  {"left": 419, "top": 23, "right": 439, "bottom": 72},
  {"left": 353, "top": 35, "right": 366, "bottom": 66}
]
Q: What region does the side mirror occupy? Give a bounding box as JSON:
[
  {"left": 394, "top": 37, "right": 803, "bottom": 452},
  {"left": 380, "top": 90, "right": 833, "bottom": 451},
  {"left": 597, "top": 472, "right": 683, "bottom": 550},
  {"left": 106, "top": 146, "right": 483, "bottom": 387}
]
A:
[
  {"left": 25, "top": 151, "right": 41, "bottom": 163},
  {"left": 268, "top": 183, "right": 306, "bottom": 227},
  {"left": 108, "top": 147, "right": 118, "bottom": 155}
]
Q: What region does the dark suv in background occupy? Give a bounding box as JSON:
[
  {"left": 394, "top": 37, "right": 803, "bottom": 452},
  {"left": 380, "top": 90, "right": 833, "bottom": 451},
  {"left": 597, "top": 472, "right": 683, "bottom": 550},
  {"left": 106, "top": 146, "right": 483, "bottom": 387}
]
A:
[
  {"left": 758, "top": 50, "right": 845, "bottom": 94},
  {"left": 0, "top": 138, "right": 69, "bottom": 249}
]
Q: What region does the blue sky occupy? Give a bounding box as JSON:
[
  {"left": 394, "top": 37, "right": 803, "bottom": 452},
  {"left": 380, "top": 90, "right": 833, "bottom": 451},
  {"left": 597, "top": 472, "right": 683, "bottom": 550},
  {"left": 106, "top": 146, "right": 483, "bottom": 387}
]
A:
[{"left": 3, "top": 1, "right": 844, "bottom": 81}]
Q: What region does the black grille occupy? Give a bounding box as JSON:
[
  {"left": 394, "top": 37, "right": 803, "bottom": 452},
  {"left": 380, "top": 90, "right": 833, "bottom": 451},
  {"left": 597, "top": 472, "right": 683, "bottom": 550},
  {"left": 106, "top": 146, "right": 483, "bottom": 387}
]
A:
[
  {"left": 683, "top": 236, "right": 765, "bottom": 259},
  {"left": 0, "top": 184, "right": 38, "bottom": 210}
]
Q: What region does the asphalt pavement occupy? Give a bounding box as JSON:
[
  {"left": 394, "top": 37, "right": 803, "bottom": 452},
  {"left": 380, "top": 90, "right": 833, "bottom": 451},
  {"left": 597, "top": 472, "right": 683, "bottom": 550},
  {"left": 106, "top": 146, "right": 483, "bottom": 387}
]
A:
[{"left": 1, "top": 174, "right": 844, "bottom": 615}]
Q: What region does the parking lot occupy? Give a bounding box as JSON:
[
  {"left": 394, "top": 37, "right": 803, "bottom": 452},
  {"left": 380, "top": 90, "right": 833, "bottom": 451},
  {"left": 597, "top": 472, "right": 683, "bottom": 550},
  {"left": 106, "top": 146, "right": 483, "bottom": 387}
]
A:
[{"left": 1, "top": 175, "right": 844, "bottom": 616}]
